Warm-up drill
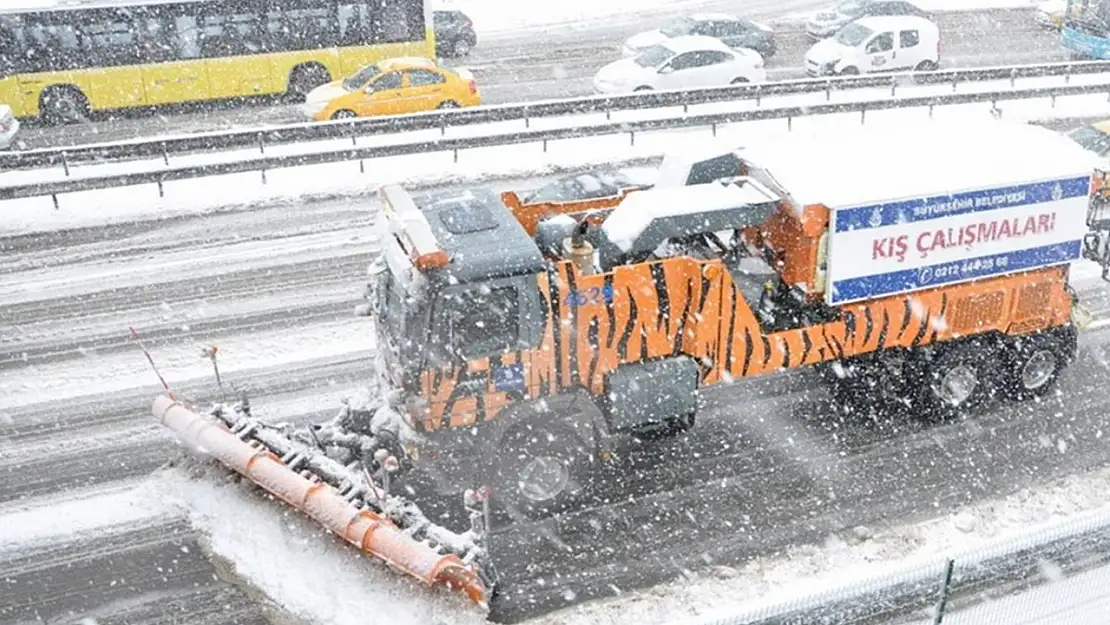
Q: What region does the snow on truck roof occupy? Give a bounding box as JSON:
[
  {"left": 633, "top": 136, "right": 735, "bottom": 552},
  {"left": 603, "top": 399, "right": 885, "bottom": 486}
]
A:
[{"left": 739, "top": 119, "right": 1102, "bottom": 215}]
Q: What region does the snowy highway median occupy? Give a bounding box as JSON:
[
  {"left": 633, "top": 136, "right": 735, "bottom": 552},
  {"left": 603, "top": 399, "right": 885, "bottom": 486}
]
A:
[
  {"left": 6, "top": 90, "right": 1110, "bottom": 237},
  {"left": 3, "top": 70, "right": 1110, "bottom": 192}
]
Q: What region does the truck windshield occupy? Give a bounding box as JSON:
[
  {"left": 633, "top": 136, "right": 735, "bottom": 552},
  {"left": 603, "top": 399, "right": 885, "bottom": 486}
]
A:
[{"left": 835, "top": 22, "right": 873, "bottom": 46}]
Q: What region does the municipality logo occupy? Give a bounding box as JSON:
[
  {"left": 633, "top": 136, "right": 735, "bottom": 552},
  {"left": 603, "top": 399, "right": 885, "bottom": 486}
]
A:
[
  {"left": 1052, "top": 183, "right": 1063, "bottom": 202},
  {"left": 868, "top": 208, "right": 883, "bottom": 228}
]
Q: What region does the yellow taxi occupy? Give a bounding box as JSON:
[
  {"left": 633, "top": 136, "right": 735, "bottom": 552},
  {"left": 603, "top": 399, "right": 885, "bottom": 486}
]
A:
[{"left": 301, "top": 57, "right": 480, "bottom": 122}]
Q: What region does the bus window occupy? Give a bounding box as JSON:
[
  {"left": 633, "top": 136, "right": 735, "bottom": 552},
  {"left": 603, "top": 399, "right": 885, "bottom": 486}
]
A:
[
  {"left": 0, "top": 17, "right": 26, "bottom": 76},
  {"left": 81, "top": 9, "right": 141, "bottom": 68},
  {"left": 197, "top": 3, "right": 267, "bottom": 58},
  {"left": 132, "top": 9, "right": 179, "bottom": 64},
  {"left": 24, "top": 17, "right": 82, "bottom": 73},
  {"left": 372, "top": 0, "right": 426, "bottom": 44},
  {"left": 266, "top": 1, "right": 339, "bottom": 51},
  {"left": 338, "top": 2, "right": 372, "bottom": 46}
]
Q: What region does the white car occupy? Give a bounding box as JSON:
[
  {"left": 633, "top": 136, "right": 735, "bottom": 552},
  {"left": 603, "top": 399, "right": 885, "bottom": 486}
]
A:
[
  {"left": 622, "top": 14, "right": 777, "bottom": 59},
  {"left": 805, "top": 0, "right": 932, "bottom": 39},
  {"left": 804, "top": 15, "right": 940, "bottom": 77},
  {"left": 594, "top": 36, "right": 767, "bottom": 95},
  {"left": 0, "top": 105, "right": 20, "bottom": 150}
]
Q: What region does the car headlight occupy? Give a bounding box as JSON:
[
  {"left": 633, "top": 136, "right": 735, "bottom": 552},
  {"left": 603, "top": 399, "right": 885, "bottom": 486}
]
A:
[{"left": 304, "top": 99, "right": 329, "bottom": 114}]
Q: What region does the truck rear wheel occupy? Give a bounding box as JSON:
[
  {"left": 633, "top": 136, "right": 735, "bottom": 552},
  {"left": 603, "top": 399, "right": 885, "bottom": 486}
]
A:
[
  {"left": 1003, "top": 328, "right": 1075, "bottom": 401},
  {"left": 914, "top": 340, "right": 997, "bottom": 418}
]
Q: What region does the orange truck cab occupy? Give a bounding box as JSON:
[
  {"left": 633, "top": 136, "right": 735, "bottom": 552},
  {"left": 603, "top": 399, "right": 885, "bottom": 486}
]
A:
[{"left": 359, "top": 118, "right": 1103, "bottom": 517}]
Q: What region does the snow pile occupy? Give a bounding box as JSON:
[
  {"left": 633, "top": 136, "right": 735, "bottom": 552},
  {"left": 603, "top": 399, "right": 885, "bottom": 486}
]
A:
[
  {"left": 528, "top": 462, "right": 1110, "bottom": 625},
  {"left": 157, "top": 463, "right": 489, "bottom": 625},
  {"left": 0, "top": 481, "right": 162, "bottom": 552}
]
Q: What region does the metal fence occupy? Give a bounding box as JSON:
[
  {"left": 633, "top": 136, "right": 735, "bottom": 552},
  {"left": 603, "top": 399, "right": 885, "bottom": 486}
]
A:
[
  {"left": 3, "top": 81, "right": 1108, "bottom": 204},
  {"left": 4, "top": 59, "right": 1110, "bottom": 171},
  {"left": 677, "top": 503, "right": 1110, "bottom": 625}
]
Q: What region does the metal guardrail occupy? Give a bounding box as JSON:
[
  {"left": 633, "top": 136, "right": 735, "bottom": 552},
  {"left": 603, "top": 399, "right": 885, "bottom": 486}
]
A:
[
  {"left": 2, "top": 81, "right": 1106, "bottom": 203},
  {"left": 679, "top": 498, "right": 1110, "bottom": 625},
  {"left": 4, "top": 59, "right": 1110, "bottom": 171}
]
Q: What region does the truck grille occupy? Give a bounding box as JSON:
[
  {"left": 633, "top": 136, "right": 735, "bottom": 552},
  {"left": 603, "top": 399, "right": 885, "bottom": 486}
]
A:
[{"left": 950, "top": 291, "right": 1005, "bottom": 334}]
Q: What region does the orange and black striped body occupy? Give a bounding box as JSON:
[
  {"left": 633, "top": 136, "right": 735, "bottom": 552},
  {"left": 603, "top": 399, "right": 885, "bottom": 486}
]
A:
[{"left": 411, "top": 254, "right": 1072, "bottom": 433}]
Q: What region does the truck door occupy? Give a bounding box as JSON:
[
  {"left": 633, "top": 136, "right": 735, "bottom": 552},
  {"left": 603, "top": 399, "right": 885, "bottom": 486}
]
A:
[
  {"left": 424, "top": 276, "right": 544, "bottom": 428},
  {"left": 863, "top": 31, "right": 896, "bottom": 72}
]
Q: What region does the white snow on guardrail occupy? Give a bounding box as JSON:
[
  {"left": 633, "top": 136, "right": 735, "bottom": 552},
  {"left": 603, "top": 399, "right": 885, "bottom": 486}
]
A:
[
  {"left": 3, "top": 91, "right": 1108, "bottom": 237},
  {"left": 5, "top": 71, "right": 1109, "bottom": 190}
]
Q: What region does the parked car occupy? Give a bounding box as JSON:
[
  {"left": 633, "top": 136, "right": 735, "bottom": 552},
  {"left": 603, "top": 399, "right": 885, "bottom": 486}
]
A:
[
  {"left": 1066, "top": 120, "right": 1110, "bottom": 157},
  {"left": 521, "top": 169, "right": 657, "bottom": 204},
  {"left": 804, "top": 15, "right": 940, "bottom": 77},
  {"left": 0, "top": 104, "right": 21, "bottom": 150},
  {"left": 1034, "top": 0, "right": 1067, "bottom": 29},
  {"left": 594, "top": 36, "right": 767, "bottom": 95},
  {"left": 301, "top": 57, "right": 479, "bottom": 121},
  {"left": 622, "top": 13, "right": 776, "bottom": 59},
  {"left": 434, "top": 9, "right": 477, "bottom": 57},
  {"left": 805, "top": 0, "right": 932, "bottom": 39}
]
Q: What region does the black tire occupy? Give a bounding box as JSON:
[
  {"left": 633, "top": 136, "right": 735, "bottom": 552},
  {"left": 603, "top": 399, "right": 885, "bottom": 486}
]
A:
[
  {"left": 437, "top": 100, "right": 461, "bottom": 109},
  {"left": 483, "top": 417, "right": 594, "bottom": 519},
  {"left": 914, "top": 60, "right": 939, "bottom": 72},
  {"left": 286, "top": 64, "right": 331, "bottom": 101},
  {"left": 730, "top": 77, "right": 750, "bottom": 85},
  {"left": 839, "top": 66, "right": 860, "bottom": 76},
  {"left": 452, "top": 38, "right": 472, "bottom": 57},
  {"left": 914, "top": 340, "right": 997, "bottom": 418},
  {"left": 330, "top": 109, "right": 357, "bottom": 120},
  {"left": 39, "top": 86, "right": 88, "bottom": 125},
  {"left": 1003, "top": 328, "right": 1076, "bottom": 401},
  {"left": 633, "top": 86, "right": 653, "bottom": 92}
]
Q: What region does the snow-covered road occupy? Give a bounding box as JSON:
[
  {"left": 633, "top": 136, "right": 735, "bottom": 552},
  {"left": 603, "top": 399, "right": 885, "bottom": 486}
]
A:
[{"left": 6, "top": 120, "right": 1110, "bottom": 624}]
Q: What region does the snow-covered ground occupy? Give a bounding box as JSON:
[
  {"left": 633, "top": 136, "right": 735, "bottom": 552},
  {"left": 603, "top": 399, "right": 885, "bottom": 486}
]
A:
[
  {"left": 5, "top": 439, "right": 1110, "bottom": 625},
  {"left": 0, "top": 316, "right": 375, "bottom": 413},
  {"left": 915, "top": 562, "right": 1110, "bottom": 624},
  {"left": 439, "top": 0, "right": 1042, "bottom": 35},
  {"left": 5, "top": 89, "right": 1108, "bottom": 237}
]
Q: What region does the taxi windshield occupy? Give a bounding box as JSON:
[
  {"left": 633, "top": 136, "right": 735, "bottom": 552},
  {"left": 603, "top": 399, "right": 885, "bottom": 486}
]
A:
[{"left": 343, "top": 64, "right": 380, "bottom": 91}]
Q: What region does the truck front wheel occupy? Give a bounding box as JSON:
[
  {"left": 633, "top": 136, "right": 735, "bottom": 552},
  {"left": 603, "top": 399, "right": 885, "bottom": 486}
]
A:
[{"left": 483, "top": 417, "right": 595, "bottom": 519}]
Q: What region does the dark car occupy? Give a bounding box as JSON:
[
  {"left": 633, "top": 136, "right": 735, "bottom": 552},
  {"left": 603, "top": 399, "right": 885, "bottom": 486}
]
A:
[
  {"left": 522, "top": 170, "right": 655, "bottom": 204},
  {"left": 1067, "top": 121, "right": 1110, "bottom": 157},
  {"left": 623, "top": 13, "right": 777, "bottom": 59},
  {"left": 806, "top": 0, "right": 933, "bottom": 38},
  {"left": 434, "top": 10, "right": 477, "bottom": 57}
]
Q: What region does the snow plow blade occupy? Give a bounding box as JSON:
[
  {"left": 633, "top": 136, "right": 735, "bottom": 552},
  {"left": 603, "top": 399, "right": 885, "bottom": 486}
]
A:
[{"left": 152, "top": 394, "right": 489, "bottom": 605}]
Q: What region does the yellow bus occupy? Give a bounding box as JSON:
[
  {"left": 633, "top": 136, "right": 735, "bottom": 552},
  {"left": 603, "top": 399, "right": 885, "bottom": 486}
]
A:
[{"left": 0, "top": 0, "right": 435, "bottom": 123}]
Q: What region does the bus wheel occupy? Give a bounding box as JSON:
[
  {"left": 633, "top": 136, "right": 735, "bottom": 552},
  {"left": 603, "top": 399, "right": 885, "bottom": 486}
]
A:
[
  {"left": 286, "top": 64, "right": 331, "bottom": 101},
  {"left": 39, "top": 86, "right": 88, "bottom": 125}
]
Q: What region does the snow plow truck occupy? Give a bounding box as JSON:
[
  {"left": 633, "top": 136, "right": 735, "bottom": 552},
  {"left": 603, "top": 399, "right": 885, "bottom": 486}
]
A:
[{"left": 151, "top": 118, "right": 1110, "bottom": 609}]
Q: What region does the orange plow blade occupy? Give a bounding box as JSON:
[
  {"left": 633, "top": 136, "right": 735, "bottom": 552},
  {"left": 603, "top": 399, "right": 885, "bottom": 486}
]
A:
[{"left": 152, "top": 394, "right": 490, "bottom": 605}]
